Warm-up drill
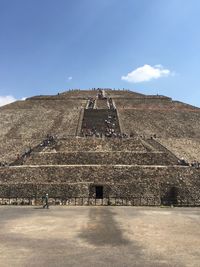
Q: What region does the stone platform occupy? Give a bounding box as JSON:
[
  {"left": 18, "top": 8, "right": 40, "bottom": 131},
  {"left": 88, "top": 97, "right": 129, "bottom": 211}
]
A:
[{"left": 0, "top": 206, "right": 199, "bottom": 267}]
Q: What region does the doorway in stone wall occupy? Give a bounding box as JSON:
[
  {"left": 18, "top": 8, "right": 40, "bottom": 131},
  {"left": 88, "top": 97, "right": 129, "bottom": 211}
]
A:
[
  {"left": 95, "top": 185, "right": 103, "bottom": 199},
  {"left": 161, "top": 185, "right": 178, "bottom": 206},
  {"left": 169, "top": 186, "right": 178, "bottom": 205}
]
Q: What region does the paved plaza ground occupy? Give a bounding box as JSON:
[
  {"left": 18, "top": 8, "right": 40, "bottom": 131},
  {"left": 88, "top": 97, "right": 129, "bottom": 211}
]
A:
[{"left": 0, "top": 206, "right": 199, "bottom": 267}]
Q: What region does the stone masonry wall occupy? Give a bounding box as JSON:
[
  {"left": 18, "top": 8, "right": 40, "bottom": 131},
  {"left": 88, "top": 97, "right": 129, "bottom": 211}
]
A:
[
  {"left": 158, "top": 138, "right": 200, "bottom": 162},
  {"left": 53, "top": 138, "right": 147, "bottom": 152},
  {"left": 0, "top": 99, "right": 87, "bottom": 162},
  {"left": 118, "top": 109, "right": 200, "bottom": 138},
  {"left": 0, "top": 165, "right": 199, "bottom": 204},
  {"left": 25, "top": 151, "right": 177, "bottom": 165}
]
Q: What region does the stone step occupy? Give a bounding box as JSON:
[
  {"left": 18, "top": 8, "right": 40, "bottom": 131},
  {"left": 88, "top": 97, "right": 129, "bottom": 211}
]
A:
[{"left": 96, "top": 99, "right": 108, "bottom": 109}]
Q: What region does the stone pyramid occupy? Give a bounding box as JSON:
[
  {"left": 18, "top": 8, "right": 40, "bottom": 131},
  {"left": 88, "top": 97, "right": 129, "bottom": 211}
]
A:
[{"left": 0, "top": 89, "right": 200, "bottom": 206}]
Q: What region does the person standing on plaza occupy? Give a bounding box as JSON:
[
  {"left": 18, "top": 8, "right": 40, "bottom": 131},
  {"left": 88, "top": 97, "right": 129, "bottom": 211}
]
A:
[{"left": 43, "top": 193, "right": 49, "bottom": 209}]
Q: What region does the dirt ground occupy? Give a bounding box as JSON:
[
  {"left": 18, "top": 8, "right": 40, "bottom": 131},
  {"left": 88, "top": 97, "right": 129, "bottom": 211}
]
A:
[{"left": 0, "top": 206, "right": 199, "bottom": 267}]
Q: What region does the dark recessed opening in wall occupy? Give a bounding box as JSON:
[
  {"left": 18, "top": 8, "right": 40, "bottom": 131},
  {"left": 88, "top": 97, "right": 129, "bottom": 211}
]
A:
[
  {"left": 169, "top": 186, "right": 178, "bottom": 205},
  {"left": 95, "top": 186, "right": 103, "bottom": 199},
  {"left": 161, "top": 185, "right": 179, "bottom": 206}
]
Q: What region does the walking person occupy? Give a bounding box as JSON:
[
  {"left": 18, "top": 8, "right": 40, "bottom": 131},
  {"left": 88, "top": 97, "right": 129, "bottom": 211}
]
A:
[{"left": 43, "top": 193, "right": 49, "bottom": 209}]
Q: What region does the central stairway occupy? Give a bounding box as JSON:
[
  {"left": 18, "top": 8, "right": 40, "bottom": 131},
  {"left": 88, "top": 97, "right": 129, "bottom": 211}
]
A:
[
  {"left": 81, "top": 91, "right": 121, "bottom": 137},
  {"left": 81, "top": 109, "right": 121, "bottom": 136}
]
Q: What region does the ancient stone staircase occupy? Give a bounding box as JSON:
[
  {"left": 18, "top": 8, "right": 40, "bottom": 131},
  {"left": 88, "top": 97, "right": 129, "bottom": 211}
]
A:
[
  {"left": 96, "top": 99, "right": 108, "bottom": 109},
  {"left": 9, "top": 136, "right": 56, "bottom": 166},
  {"left": 81, "top": 109, "right": 121, "bottom": 136}
]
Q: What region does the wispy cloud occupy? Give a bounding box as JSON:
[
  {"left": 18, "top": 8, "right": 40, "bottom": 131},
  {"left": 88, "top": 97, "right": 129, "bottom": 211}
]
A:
[
  {"left": 121, "top": 64, "right": 171, "bottom": 83},
  {"left": 67, "top": 76, "right": 72, "bottom": 81},
  {"left": 0, "top": 95, "right": 17, "bottom": 107}
]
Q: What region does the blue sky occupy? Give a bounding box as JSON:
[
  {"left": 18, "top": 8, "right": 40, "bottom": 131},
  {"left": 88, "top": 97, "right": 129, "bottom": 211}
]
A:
[{"left": 0, "top": 0, "right": 200, "bottom": 106}]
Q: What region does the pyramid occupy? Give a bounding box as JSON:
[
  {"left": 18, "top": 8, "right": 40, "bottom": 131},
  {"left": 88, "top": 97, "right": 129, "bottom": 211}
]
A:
[{"left": 0, "top": 88, "right": 200, "bottom": 206}]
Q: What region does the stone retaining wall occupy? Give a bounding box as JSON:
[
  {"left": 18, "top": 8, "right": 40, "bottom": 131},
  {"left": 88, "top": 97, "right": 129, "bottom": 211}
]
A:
[
  {"left": 158, "top": 138, "right": 200, "bottom": 162},
  {"left": 25, "top": 151, "right": 177, "bottom": 165},
  {"left": 54, "top": 138, "right": 147, "bottom": 152},
  {"left": 118, "top": 109, "right": 200, "bottom": 138},
  {"left": 0, "top": 166, "right": 199, "bottom": 204}
]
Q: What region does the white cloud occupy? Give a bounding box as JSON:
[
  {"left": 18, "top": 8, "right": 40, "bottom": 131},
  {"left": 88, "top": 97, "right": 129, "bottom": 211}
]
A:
[
  {"left": 68, "top": 76, "right": 72, "bottom": 81},
  {"left": 0, "top": 95, "right": 17, "bottom": 107},
  {"left": 121, "top": 64, "right": 171, "bottom": 83}
]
